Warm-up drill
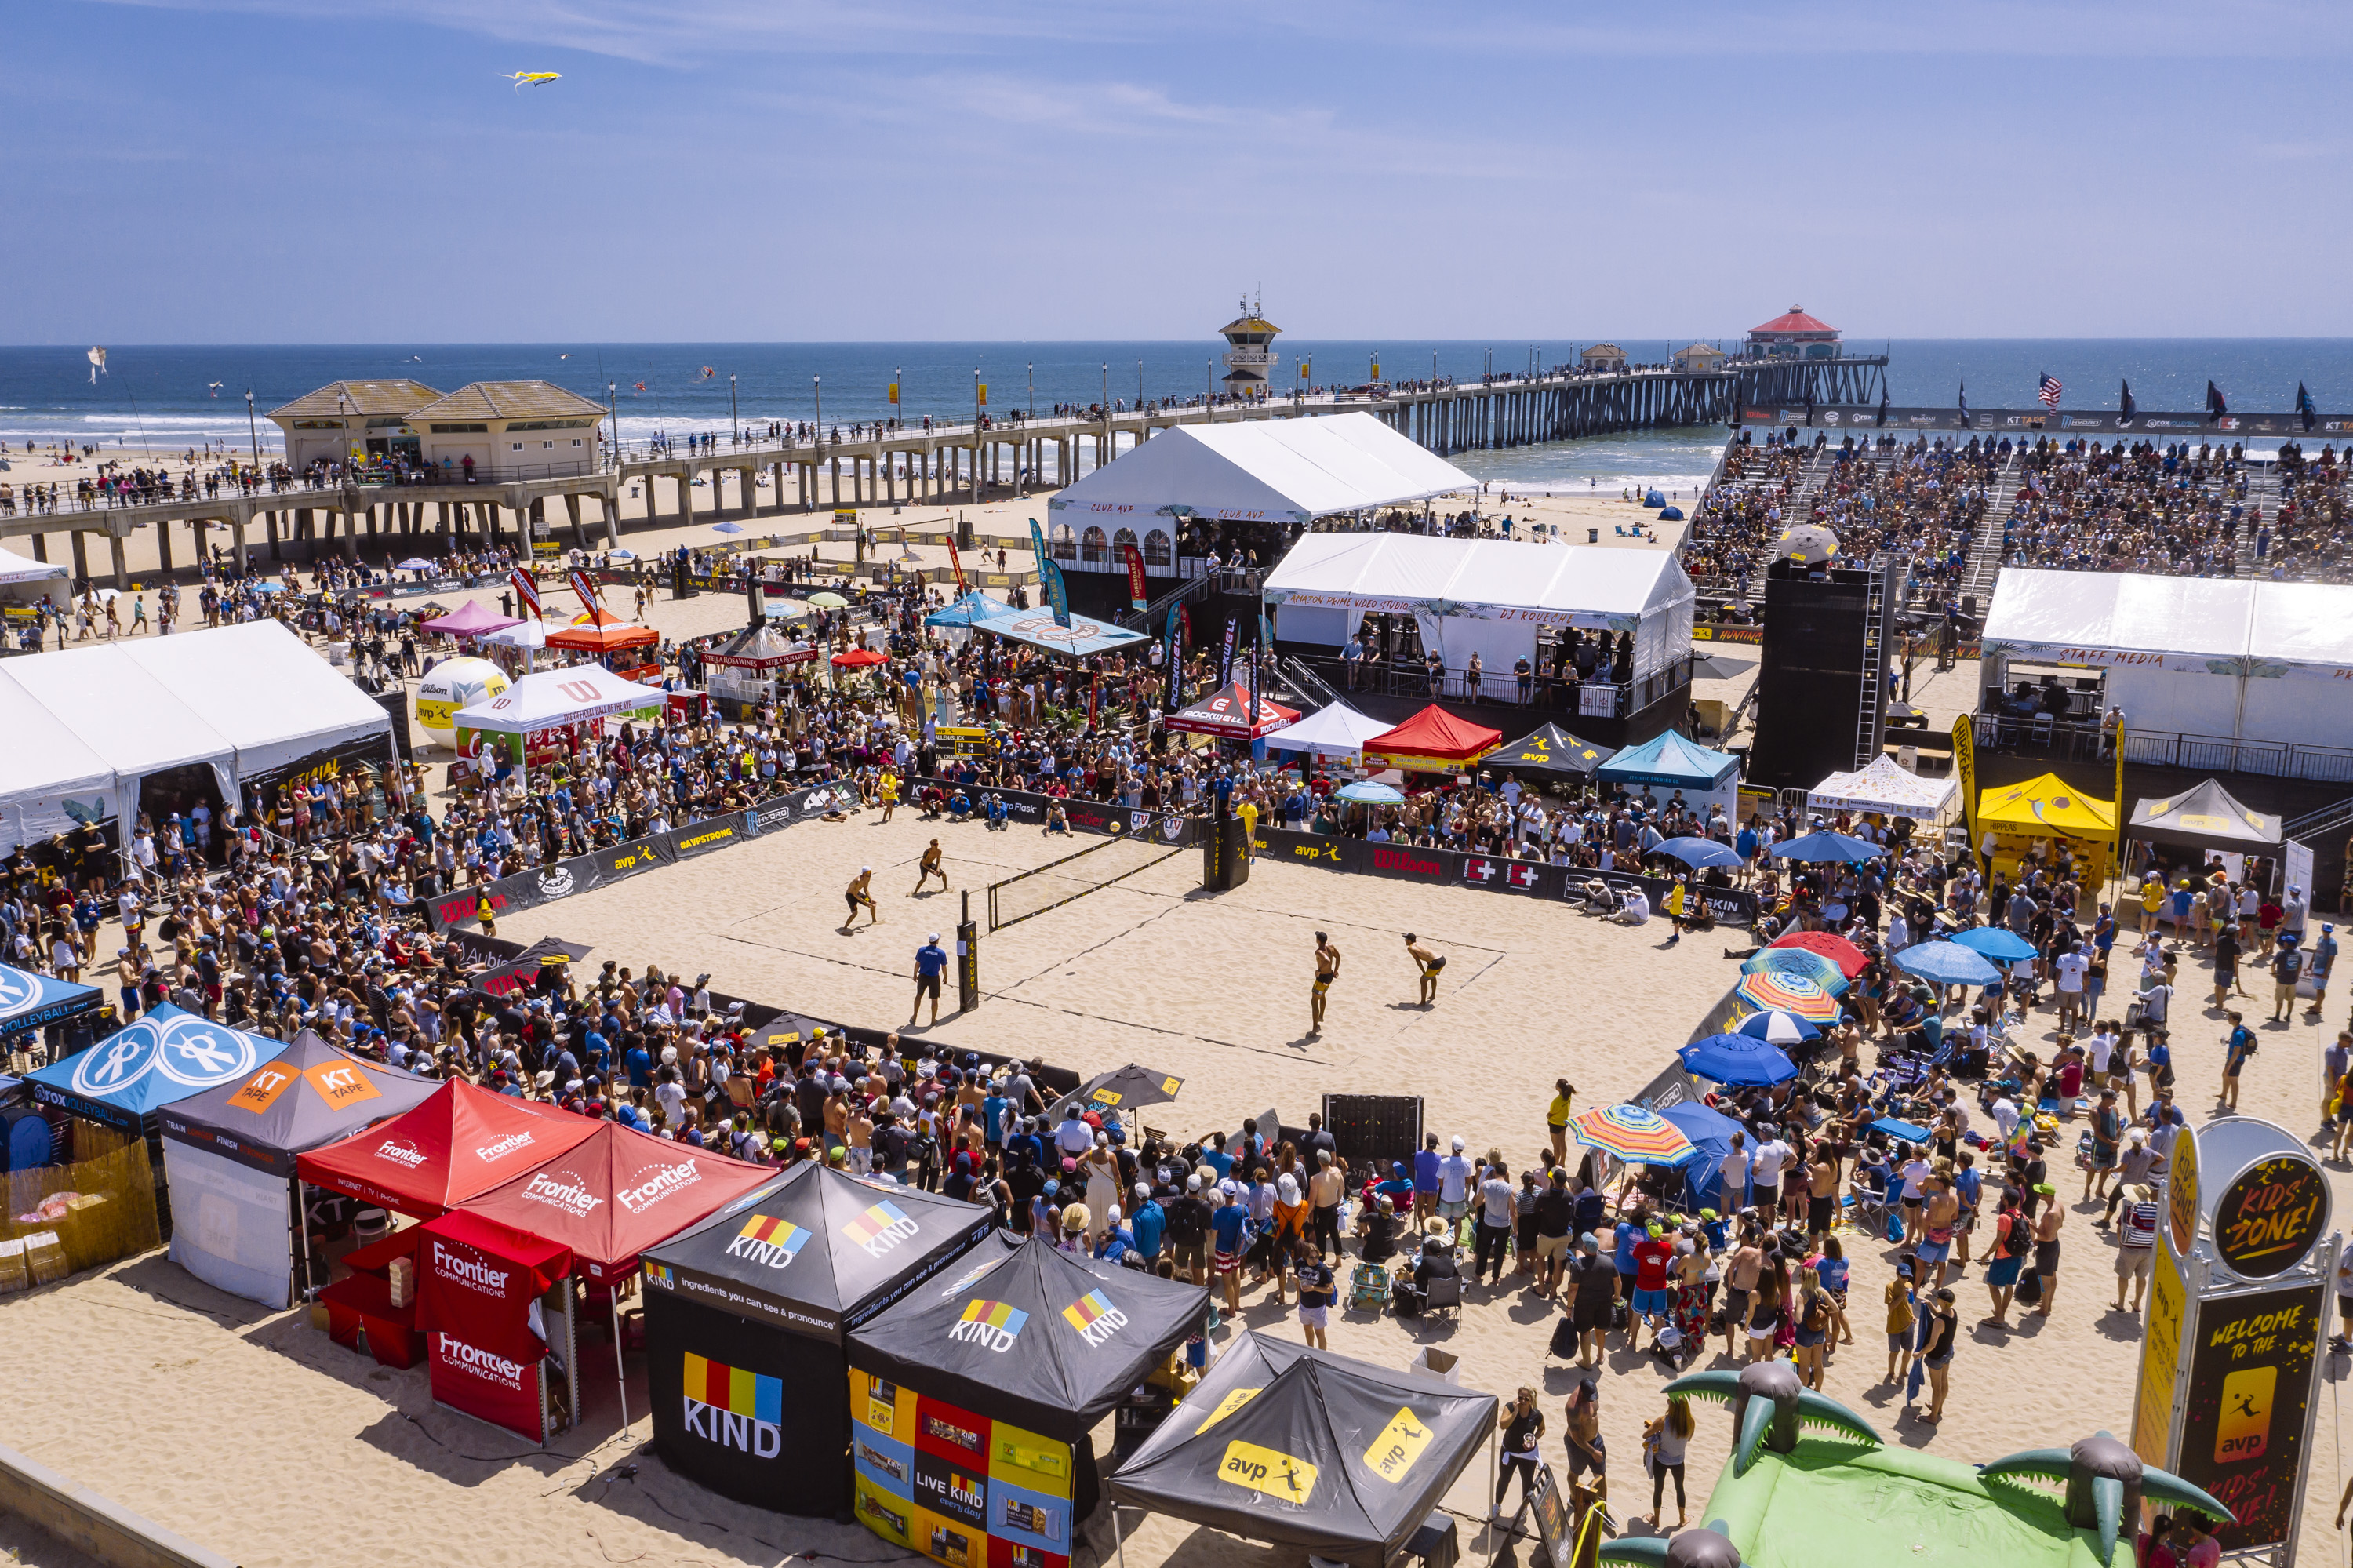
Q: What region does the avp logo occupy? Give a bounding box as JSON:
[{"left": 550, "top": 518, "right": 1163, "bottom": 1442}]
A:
[
  {"left": 1218, "top": 1440, "right": 1318, "bottom": 1504},
  {"left": 949, "top": 1299, "right": 1028, "bottom": 1352}
]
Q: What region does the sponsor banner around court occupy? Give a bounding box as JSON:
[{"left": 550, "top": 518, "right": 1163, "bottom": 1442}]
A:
[
  {"left": 1249, "top": 825, "right": 1757, "bottom": 924},
  {"left": 1740, "top": 403, "right": 2350, "bottom": 437},
  {"left": 906, "top": 777, "right": 1199, "bottom": 848}
]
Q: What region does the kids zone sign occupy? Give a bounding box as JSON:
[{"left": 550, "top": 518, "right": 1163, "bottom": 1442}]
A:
[{"left": 853, "top": 1374, "right": 1077, "bottom": 1568}]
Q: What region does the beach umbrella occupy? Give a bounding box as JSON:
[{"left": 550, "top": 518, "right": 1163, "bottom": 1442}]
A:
[
  {"left": 1044, "top": 1063, "right": 1186, "bottom": 1125},
  {"left": 1766, "top": 830, "right": 1885, "bottom": 864},
  {"left": 1330, "top": 780, "right": 1404, "bottom": 804},
  {"left": 1733, "top": 970, "right": 1840, "bottom": 1023},
  {"left": 1733, "top": 1010, "right": 1820, "bottom": 1046},
  {"left": 1678, "top": 1033, "right": 1798, "bottom": 1087},
  {"left": 609, "top": 549, "right": 636, "bottom": 561},
  {"left": 807, "top": 591, "right": 849, "bottom": 608},
  {"left": 1653, "top": 835, "right": 1741, "bottom": 869},
  {"left": 1777, "top": 522, "right": 1839, "bottom": 565},
  {"left": 711, "top": 522, "right": 744, "bottom": 534},
  {"left": 1764, "top": 929, "right": 1868, "bottom": 977},
  {"left": 1951, "top": 926, "right": 2037, "bottom": 962},
  {"left": 1739, "top": 946, "right": 1848, "bottom": 994},
  {"left": 1570, "top": 1104, "right": 1695, "bottom": 1165},
  {"left": 1893, "top": 940, "right": 2002, "bottom": 988},
  {"left": 395, "top": 557, "right": 436, "bottom": 571},
  {"left": 829, "top": 647, "right": 887, "bottom": 668}
]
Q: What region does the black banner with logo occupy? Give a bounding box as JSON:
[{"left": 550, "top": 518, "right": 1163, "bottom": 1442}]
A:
[
  {"left": 2175, "top": 1279, "right": 2326, "bottom": 1555},
  {"left": 743, "top": 781, "right": 860, "bottom": 838},
  {"left": 906, "top": 777, "right": 1198, "bottom": 849},
  {"left": 1246, "top": 824, "right": 1756, "bottom": 924},
  {"left": 664, "top": 814, "right": 745, "bottom": 862},
  {"left": 245, "top": 733, "right": 395, "bottom": 794}
]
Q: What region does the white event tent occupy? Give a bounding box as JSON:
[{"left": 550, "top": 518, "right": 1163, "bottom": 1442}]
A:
[
  {"left": 0, "top": 620, "right": 395, "bottom": 853},
  {"left": 1263, "top": 533, "right": 1698, "bottom": 684},
  {"left": 1048, "top": 412, "right": 1475, "bottom": 534},
  {"left": 0, "top": 543, "right": 69, "bottom": 607},
  {"left": 1806, "top": 755, "right": 1958, "bottom": 824},
  {"left": 1979, "top": 569, "right": 2353, "bottom": 750},
  {"left": 452, "top": 663, "right": 667, "bottom": 738},
  {"left": 1264, "top": 700, "right": 1392, "bottom": 761}
]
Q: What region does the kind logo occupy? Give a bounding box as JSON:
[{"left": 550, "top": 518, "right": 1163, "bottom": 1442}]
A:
[
  {"left": 1060, "top": 1288, "right": 1129, "bottom": 1348},
  {"left": 841, "top": 1199, "right": 919, "bottom": 1257},
  {"left": 949, "top": 1298, "right": 1028, "bottom": 1353},
  {"left": 726, "top": 1213, "right": 810, "bottom": 1269},
  {"left": 682, "top": 1352, "right": 783, "bottom": 1457}
]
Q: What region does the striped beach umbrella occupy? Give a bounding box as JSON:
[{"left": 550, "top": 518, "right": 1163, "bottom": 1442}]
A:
[
  {"left": 1733, "top": 970, "right": 1841, "bottom": 1023},
  {"left": 1738, "top": 947, "right": 1849, "bottom": 994},
  {"left": 1570, "top": 1104, "right": 1697, "bottom": 1165}
]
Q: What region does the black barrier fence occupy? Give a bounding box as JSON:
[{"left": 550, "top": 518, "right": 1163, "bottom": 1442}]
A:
[
  {"left": 1247, "top": 824, "right": 1759, "bottom": 926},
  {"left": 1740, "top": 402, "right": 2353, "bottom": 439},
  {"left": 905, "top": 777, "right": 1201, "bottom": 849}
]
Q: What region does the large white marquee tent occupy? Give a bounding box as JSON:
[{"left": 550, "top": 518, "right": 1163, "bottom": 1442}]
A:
[
  {"left": 1979, "top": 569, "right": 2353, "bottom": 749},
  {"left": 0, "top": 620, "right": 395, "bottom": 853},
  {"left": 1262, "top": 533, "right": 1699, "bottom": 683},
  {"left": 1047, "top": 412, "right": 1475, "bottom": 532}
]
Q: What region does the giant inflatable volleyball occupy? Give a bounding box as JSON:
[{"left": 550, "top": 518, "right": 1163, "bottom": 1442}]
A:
[{"left": 413, "top": 657, "right": 509, "bottom": 742}]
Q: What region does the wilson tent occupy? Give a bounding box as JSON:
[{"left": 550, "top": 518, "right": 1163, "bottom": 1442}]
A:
[
  {"left": 638, "top": 1163, "right": 994, "bottom": 1515},
  {"left": 159, "top": 1028, "right": 441, "bottom": 1307},
  {"left": 1107, "top": 1330, "right": 1497, "bottom": 1568},
  {"left": 847, "top": 1236, "right": 1210, "bottom": 1566},
  {"left": 294, "top": 1078, "right": 601, "bottom": 1220},
  {"left": 1361, "top": 704, "right": 1501, "bottom": 773},
  {"left": 2127, "top": 779, "right": 2282, "bottom": 854},
  {"left": 452, "top": 664, "right": 667, "bottom": 766}
]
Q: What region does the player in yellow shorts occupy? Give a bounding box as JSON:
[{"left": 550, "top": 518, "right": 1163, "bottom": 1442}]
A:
[{"left": 1405, "top": 933, "right": 1446, "bottom": 1006}]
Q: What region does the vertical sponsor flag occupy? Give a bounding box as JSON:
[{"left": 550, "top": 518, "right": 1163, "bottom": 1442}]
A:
[
  {"left": 1217, "top": 615, "right": 1236, "bottom": 688},
  {"left": 1163, "top": 610, "right": 1182, "bottom": 709},
  {"left": 509, "top": 566, "right": 544, "bottom": 620},
  {"left": 1246, "top": 607, "right": 1263, "bottom": 728},
  {"left": 945, "top": 537, "right": 970, "bottom": 598},
  {"left": 1952, "top": 712, "right": 1977, "bottom": 852},
  {"left": 2119, "top": 379, "right": 2137, "bottom": 427},
  {"left": 1026, "top": 518, "right": 1071, "bottom": 628},
  {"left": 2297, "top": 381, "right": 2318, "bottom": 433},
  {"left": 887, "top": 381, "right": 900, "bottom": 406},
  {"left": 2038, "top": 373, "right": 2062, "bottom": 410},
  {"left": 566, "top": 566, "right": 602, "bottom": 612},
  {"left": 2207, "top": 380, "right": 2229, "bottom": 422},
  {"left": 1122, "top": 541, "right": 1147, "bottom": 611},
  {"left": 2113, "top": 722, "right": 2126, "bottom": 870},
  {"left": 1957, "top": 379, "right": 1969, "bottom": 428}
]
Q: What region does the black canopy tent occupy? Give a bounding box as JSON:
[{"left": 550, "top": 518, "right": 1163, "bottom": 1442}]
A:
[
  {"left": 638, "top": 1164, "right": 993, "bottom": 1515},
  {"left": 1489, "top": 722, "right": 1617, "bottom": 778},
  {"left": 1041, "top": 1064, "right": 1187, "bottom": 1129},
  {"left": 471, "top": 936, "right": 596, "bottom": 999},
  {"left": 1107, "top": 1331, "right": 1497, "bottom": 1568},
  {"left": 2127, "top": 780, "right": 2284, "bottom": 855}
]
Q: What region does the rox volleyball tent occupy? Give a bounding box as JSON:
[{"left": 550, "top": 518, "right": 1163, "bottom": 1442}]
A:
[
  {"left": 637, "top": 1163, "right": 994, "bottom": 1515},
  {"left": 0, "top": 962, "right": 100, "bottom": 1039},
  {"left": 159, "top": 1028, "right": 440, "bottom": 1307}
]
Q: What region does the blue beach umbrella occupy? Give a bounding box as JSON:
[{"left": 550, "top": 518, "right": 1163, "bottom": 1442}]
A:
[
  {"left": 1892, "top": 939, "right": 2002, "bottom": 988},
  {"left": 1733, "top": 1010, "right": 1821, "bottom": 1046},
  {"left": 1678, "top": 1033, "right": 1798, "bottom": 1087},
  {"left": 711, "top": 522, "right": 744, "bottom": 534},
  {"left": 1766, "top": 830, "right": 1886, "bottom": 864},
  {"left": 1331, "top": 780, "right": 1405, "bottom": 805},
  {"left": 1739, "top": 946, "right": 1849, "bottom": 994},
  {"left": 1653, "top": 836, "right": 1741, "bottom": 870},
  {"left": 1950, "top": 926, "right": 2037, "bottom": 962}
]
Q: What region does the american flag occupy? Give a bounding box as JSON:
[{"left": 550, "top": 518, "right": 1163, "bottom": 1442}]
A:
[{"left": 2038, "top": 373, "right": 2062, "bottom": 410}]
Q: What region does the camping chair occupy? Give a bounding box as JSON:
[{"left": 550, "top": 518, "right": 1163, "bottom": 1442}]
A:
[
  {"left": 1420, "top": 1274, "right": 1464, "bottom": 1322},
  {"left": 1842, "top": 1167, "right": 1889, "bottom": 1236},
  {"left": 1347, "top": 1261, "right": 1389, "bottom": 1313}
]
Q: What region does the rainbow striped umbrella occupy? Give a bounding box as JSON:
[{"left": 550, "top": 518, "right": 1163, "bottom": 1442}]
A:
[
  {"left": 1570, "top": 1104, "right": 1697, "bottom": 1165},
  {"left": 1738, "top": 946, "right": 1849, "bottom": 995},
  {"left": 1733, "top": 970, "right": 1841, "bottom": 1023}
]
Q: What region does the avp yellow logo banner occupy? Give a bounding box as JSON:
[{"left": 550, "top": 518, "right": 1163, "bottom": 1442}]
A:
[
  {"left": 1362, "top": 1406, "right": 1434, "bottom": 1483},
  {"left": 1218, "top": 1439, "right": 1318, "bottom": 1504}
]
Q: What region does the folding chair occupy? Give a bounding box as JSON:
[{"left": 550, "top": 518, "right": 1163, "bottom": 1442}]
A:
[
  {"left": 1347, "top": 1262, "right": 1389, "bottom": 1313},
  {"left": 1420, "top": 1274, "right": 1464, "bottom": 1322}
]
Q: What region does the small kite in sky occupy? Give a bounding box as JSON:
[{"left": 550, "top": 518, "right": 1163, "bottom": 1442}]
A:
[
  {"left": 409, "top": 355, "right": 423, "bottom": 362},
  {"left": 87, "top": 347, "right": 107, "bottom": 384},
  {"left": 558, "top": 352, "right": 571, "bottom": 360},
  {"left": 500, "top": 71, "right": 562, "bottom": 90},
  {"left": 698, "top": 366, "right": 716, "bottom": 380},
  {"left": 206, "top": 381, "right": 224, "bottom": 397},
  {"left": 633, "top": 381, "right": 646, "bottom": 395}
]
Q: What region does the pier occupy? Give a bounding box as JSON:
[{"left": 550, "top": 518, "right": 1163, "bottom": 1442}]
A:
[{"left": 0, "top": 355, "right": 1882, "bottom": 588}]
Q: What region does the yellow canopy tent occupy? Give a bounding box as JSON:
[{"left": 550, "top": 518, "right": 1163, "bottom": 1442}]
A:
[{"left": 1975, "top": 772, "right": 2117, "bottom": 883}]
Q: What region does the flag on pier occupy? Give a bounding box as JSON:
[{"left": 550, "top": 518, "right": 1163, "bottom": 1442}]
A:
[
  {"left": 2118, "top": 380, "right": 2137, "bottom": 427},
  {"left": 2206, "top": 380, "right": 2229, "bottom": 421},
  {"left": 1956, "top": 380, "right": 1969, "bottom": 427},
  {"left": 2297, "top": 382, "right": 2317, "bottom": 433},
  {"left": 509, "top": 567, "right": 544, "bottom": 620},
  {"left": 2038, "top": 373, "right": 2062, "bottom": 410}
]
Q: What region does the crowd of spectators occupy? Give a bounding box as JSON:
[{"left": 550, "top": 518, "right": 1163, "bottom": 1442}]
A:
[{"left": 1999, "top": 438, "right": 2249, "bottom": 579}]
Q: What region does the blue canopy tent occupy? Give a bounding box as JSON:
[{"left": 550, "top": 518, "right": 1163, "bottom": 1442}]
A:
[
  {"left": 1595, "top": 733, "right": 1741, "bottom": 812},
  {"left": 24, "top": 1005, "right": 291, "bottom": 1134},
  {"left": 0, "top": 962, "right": 101, "bottom": 1038},
  {"left": 1659, "top": 1101, "right": 1746, "bottom": 1213},
  {"left": 923, "top": 591, "right": 1009, "bottom": 628}
]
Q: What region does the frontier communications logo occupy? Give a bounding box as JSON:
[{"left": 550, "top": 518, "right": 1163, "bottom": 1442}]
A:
[{"left": 436, "top": 1333, "right": 526, "bottom": 1392}]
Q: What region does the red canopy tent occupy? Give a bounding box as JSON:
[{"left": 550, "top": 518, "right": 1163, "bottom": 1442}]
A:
[
  {"left": 414, "top": 1210, "right": 575, "bottom": 1445},
  {"left": 546, "top": 607, "right": 657, "bottom": 655},
  {"left": 457, "top": 1121, "right": 777, "bottom": 1425},
  {"left": 1362, "top": 704, "right": 1503, "bottom": 773},
  {"left": 295, "top": 1079, "right": 601, "bottom": 1220},
  {"left": 1163, "top": 681, "right": 1299, "bottom": 740}
]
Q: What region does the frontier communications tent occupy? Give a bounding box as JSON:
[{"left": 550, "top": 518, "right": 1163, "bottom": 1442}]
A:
[
  {"left": 638, "top": 1164, "right": 993, "bottom": 1515},
  {"left": 295, "top": 1079, "right": 601, "bottom": 1220},
  {"left": 0, "top": 620, "right": 396, "bottom": 853},
  {"left": 1109, "top": 1331, "right": 1497, "bottom": 1568},
  {"left": 1264, "top": 532, "right": 1697, "bottom": 687}
]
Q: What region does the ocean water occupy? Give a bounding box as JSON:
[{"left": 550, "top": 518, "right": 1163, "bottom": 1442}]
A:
[{"left": 5, "top": 338, "right": 2350, "bottom": 495}]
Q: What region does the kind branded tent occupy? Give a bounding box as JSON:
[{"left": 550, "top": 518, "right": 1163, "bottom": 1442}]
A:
[
  {"left": 1263, "top": 700, "right": 1391, "bottom": 762},
  {"left": 1489, "top": 721, "right": 1617, "bottom": 777},
  {"left": 24, "top": 1004, "right": 290, "bottom": 1135},
  {"left": 160, "top": 1028, "right": 440, "bottom": 1307},
  {"left": 460, "top": 1121, "right": 776, "bottom": 1424},
  {"left": 1164, "top": 681, "right": 1299, "bottom": 740},
  {"left": 295, "top": 1078, "right": 601, "bottom": 1220},
  {"left": 0, "top": 962, "right": 101, "bottom": 1039},
  {"left": 1108, "top": 1330, "right": 1497, "bottom": 1568},
  {"left": 638, "top": 1163, "right": 994, "bottom": 1515},
  {"left": 1806, "top": 755, "right": 1959, "bottom": 824},
  {"left": 1361, "top": 704, "right": 1501, "bottom": 773},
  {"left": 847, "top": 1236, "right": 1209, "bottom": 1567},
  {"left": 2128, "top": 779, "right": 2282, "bottom": 854}
]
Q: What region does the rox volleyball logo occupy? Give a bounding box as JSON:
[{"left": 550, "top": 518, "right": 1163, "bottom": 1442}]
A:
[
  {"left": 950, "top": 1299, "right": 1029, "bottom": 1353},
  {"left": 842, "top": 1200, "right": 919, "bottom": 1258},
  {"left": 1060, "top": 1289, "right": 1128, "bottom": 1348},
  {"left": 436, "top": 1333, "right": 526, "bottom": 1392},
  {"left": 431, "top": 1241, "right": 511, "bottom": 1294}
]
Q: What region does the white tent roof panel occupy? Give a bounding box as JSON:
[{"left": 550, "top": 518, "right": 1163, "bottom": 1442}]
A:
[
  {"left": 1264, "top": 700, "right": 1394, "bottom": 757},
  {"left": 0, "top": 679, "right": 118, "bottom": 853},
  {"left": 118, "top": 620, "right": 393, "bottom": 778},
  {"left": 1265, "top": 533, "right": 1694, "bottom": 629},
  {"left": 2, "top": 646, "right": 235, "bottom": 782},
  {"left": 1048, "top": 412, "right": 1475, "bottom": 526},
  {"left": 453, "top": 664, "right": 666, "bottom": 733},
  {"left": 1984, "top": 568, "right": 2353, "bottom": 680}
]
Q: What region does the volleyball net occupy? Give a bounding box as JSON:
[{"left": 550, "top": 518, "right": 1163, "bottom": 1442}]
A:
[{"left": 984, "top": 833, "right": 1189, "bottom": 931}]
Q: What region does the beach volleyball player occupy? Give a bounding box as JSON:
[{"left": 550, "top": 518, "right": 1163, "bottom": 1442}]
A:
[
  {"left": 1406, "top": 933, "right": 1446, "bottom": 1006},
  {"left": 843, "top": 866, "right": 879, "bottom": 930},
  {"left": 1311, "top": 932, "right": 1342, "bottom": 1032}
]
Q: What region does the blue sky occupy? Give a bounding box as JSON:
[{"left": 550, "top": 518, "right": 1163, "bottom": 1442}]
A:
[{"left": 8, "top": 0, "right": 2351, "bottom": 344}]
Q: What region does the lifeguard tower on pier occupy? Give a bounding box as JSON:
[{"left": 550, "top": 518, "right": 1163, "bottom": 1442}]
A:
[{"left": 1219, "top": 297, "right": 1280, "bottom": 400}]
